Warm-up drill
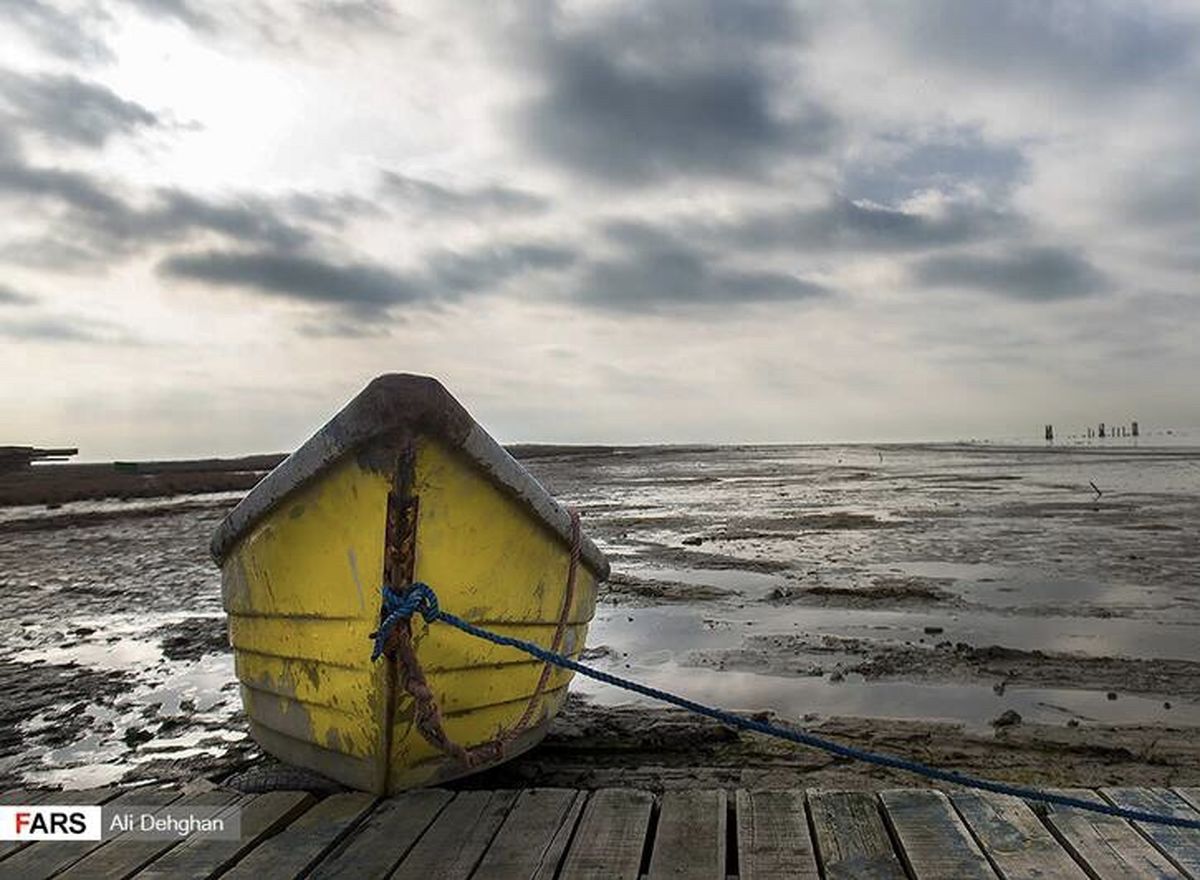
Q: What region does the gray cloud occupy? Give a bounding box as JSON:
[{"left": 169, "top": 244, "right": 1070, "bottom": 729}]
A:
[
  {"left": 574, "top": 221, "right": 829, "bottom": 312},
  {"left": 306, "top": 0, "right": 397, "bottom": 30},
  {"left": 840, "top": 132, "right": 1027, "bottom": 204},
  {"left": 0, "top": 0, "right": 113, "bottom": 63},
  {"left": 0, "top": 161, "right": 126, "bottom": 215},
  {"left": 0, "top": 282, "right": 35, "bottom": 305},
  {"left": 145, "top": 189, "right": 312, "bottom": 249},
  {"left": 285, "top": 191, "right": 380, "bottom": 228},
  {"left": 159, "top": 241, "right": 577, "bottom": 316},
  {"left": 692, "top": 197, "right": 1016, "bottom": 254},
  {"left": 517, "top": 0, "right": 834, "bottom": 182},
  {"left": 295, "top": 319, "right": 392, "bottom": 339},
  {"left": 380, "top": 171, "right": 548, "bottom": 216},
  {"left": 118, "top": 0, "right": 214, "bottom": 30},
  {"left": 0, "top": 234, "right": 117, "bottom": 270},
  {"left": 0, "top": 158, "right": 350, "bottom": 268},
  {"left": 116, "top": 0, "right": 400, "bottom": 49},
  {"left": 0, "top": 126, "right": 17, "bottom": 161},
  {"left": 0, "top": 314, "right": 135, "bottom": 343},
  {"left": 424, "top": 243, "right": 575, "bottom": 297},
  {"left": 913, "top": 246, "right": 1109, "bottom": 301},
  {"left": 160, "top": 249, "right": 418, "bottom": 312},
  {"left": 0, "top": 70, "right": 161, "bottom": 148},
  {"left": 879, "top": 1, "right": 1199, "bottom": 91},
  {"left": 1123, "top": 166, "right": 1200, "bottom": 229}
]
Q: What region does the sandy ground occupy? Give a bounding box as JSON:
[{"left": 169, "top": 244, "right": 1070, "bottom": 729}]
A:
[{"left": 1, "top": 442, "right": 1199, "bottom": 792}]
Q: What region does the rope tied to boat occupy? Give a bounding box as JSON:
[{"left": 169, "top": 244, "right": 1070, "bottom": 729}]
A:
[
  {"left": 371, "top": 511, "right": 583, "bottom": 767},
  {"left": 370, "top": 582, "right": 439, "bottom": 660},
  {"left": 370, "top": 580, "right": 1200, "bottom": 831}
]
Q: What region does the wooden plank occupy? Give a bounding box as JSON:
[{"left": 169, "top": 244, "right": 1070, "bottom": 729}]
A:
[
  {"left": 736, "top": 790, "right": 819, "bottom": 880},
  {"left": 1041, "top": 788, "right": 1185, "bottom": 880},
  {"left": 307, "top": 788, "right": 453, "bottom": 879},
  {"left": 558, "top": 788, "right": 654, "bottom": 880},
  {"left": 0, "top": 790, "right": 51, "bottom": 862},
  {"left": 391, "top": 789, "right": 518, "bottom": 880},
  {"left": 528, "top": 789, "right": 587, "bottom": 880},
  {"left": 807, "top": 790, "right": 906, "bottom": 880},
  {"left": 58, "top": 788, "right": 239, "bottom": 879},
  {"left": 134, "top": 790, "right": 315, "bottom": 880},
  {"left": 1176, "top": 791, "right": 1200, "bottom": 814},
  {"left": 950, "top": 790, "right": 1087, "bottom": 880},
  {"left": 471, "top": 788, "right": 585, "bottom": 880},
  {"left": 0, "top": 787, "right": 164, "bottom": 880},
  {"left": 1101, "top": 788, "right": 1200, "bottom": 878},
  {"left": 880, "top": 789, "right": 996, "bottom": 879},
  {"left": 219, "top": 792, "right": 377, "bottom": 880},
  {"left": 647, "top": 789, "right": 726, "bottom": 880}
]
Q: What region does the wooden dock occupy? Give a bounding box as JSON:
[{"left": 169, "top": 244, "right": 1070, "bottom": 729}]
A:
[{"left": 2, "top": 786, "right": 1199, "bottom": 879}]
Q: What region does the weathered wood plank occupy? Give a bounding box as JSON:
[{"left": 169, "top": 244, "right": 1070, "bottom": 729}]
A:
[
  {"left": 0, "top": 790, "right": 51, "bottom": 862},
  {"left": 219, "top": 792, "right": 377, "bottom": 880},
  {"left": 1176, "top": 791, "right": 1200, "bottom": 814},
  {"left": 529, "top": 788, "right": 587, "bottom": 880},
  {"left": 1101, "top": 788, "right": 1200, "bottom": 878},
  {"left": 391, "top": 789, "right": 518, "bottom": 880},
  {"left": 807, "top": 790, "right": 906, "bottom": 880},
  {"left": 950, "top": 790, "right": 1088, "bottom": 880},
  {"left": 881, "top": 789, "right": 996, "bottom": 879},
  {"left": 1041, "top": 788, "right": 1185, "bottom": 880},
  {"left": 307, "top": 788, "right": 453, "bottom": 880},
  {"left": 0, "top": 787, "right": 167, "bottom": 880},
  {"left": 58, "top": 788, "right": 239, "bottom": 879},
  {"left": 134, "top": 790, "right": 315, "bottom": 880},
  {"left": 647, "top": 789, "right": 726, "bottom": 880},
  {"left": 558, "top": 788, "right": 654, "bottom": 880},
  {"left": 471, "top": 788, "right": 585, "bottom": 880},
  {"left": 736, "top": 789, "right": 819, "bottom": 880}
]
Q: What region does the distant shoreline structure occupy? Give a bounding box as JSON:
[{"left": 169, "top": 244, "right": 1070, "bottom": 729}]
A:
[{"left": 2, "top": 436, "right": 1199, "bottom": 508}]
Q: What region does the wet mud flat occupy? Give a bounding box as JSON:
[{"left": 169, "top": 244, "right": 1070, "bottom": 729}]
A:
[
  {"left": 1, "top": 442, "right": 1199, "bottom": 792},
  {"left": 0, "top": 454, "right": 280, "bottom": 506}
]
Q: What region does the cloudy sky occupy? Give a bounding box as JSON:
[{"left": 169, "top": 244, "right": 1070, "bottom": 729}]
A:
[{"left": 2, "top": 0, "right": 1198, "bottom": 458}]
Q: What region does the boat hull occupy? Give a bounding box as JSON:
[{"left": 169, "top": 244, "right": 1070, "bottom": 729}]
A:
[{"left": 221, "top": 427, "right": 600, "bottom": 793}]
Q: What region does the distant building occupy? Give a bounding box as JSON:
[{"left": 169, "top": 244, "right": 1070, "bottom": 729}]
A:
[{"left": 0, "top": 446, "right": 77, "bottom": 474}]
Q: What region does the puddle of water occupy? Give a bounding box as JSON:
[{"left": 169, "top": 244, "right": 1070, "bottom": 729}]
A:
[
  {"left": 25, "top": 763, "right": 129, "bottom": 790},
  {"left": 574, "top": 660, "right": 1199, "bottom": 733},
  {"left": 592, "top": 604, "right": 1200, "bottom": 665},
  {"left": 6, "top": 613, "right": 240, "bottom": 788},
  {"left": 867, "top": 561, "right": 1179, "bottom": 611},
  {"left": 13, "top": 638, "right": 164, "bottom": 670},
  {"left": 624, "top": 565, "right": 790, "bottom": 597}
]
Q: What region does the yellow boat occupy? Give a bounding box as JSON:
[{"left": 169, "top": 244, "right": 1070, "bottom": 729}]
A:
[{"left": 210, "top": 374, "right": 609, "bottom": 793}]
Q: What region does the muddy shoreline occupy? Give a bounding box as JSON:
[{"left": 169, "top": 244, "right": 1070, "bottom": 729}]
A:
[{"left": 1, "top": 442, "right": 1198, "bottom": 792}]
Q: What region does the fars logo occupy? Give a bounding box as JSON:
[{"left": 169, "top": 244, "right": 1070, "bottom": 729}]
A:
[{"left": 0, "top": 806, "right": 103, "bottom": 840}]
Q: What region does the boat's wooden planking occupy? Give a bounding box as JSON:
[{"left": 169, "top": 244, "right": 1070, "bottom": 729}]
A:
[
  {"left": 220, "top": 431, "right": 600, "bottom": 793},
  {"left": 386, "top": 434, "right": 599, "bottom": 790},
  {"left": 412, "top": 433, "right": 599, "bottom": 626},
  {"left": 222, "top": 451, "right": 394, "bottom": 790}
]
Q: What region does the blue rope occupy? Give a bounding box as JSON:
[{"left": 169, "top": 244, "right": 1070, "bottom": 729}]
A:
[
  {"left": 372, "top": 583, "right": 1200, "bottom": 830},
  {"left": 369, "top": 582, "right": 439, "bottom": 661}
]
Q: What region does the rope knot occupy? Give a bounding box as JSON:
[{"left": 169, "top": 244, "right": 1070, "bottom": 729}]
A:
[{"left": 369, "top": 582, "right": 440, "bottom": 661}]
